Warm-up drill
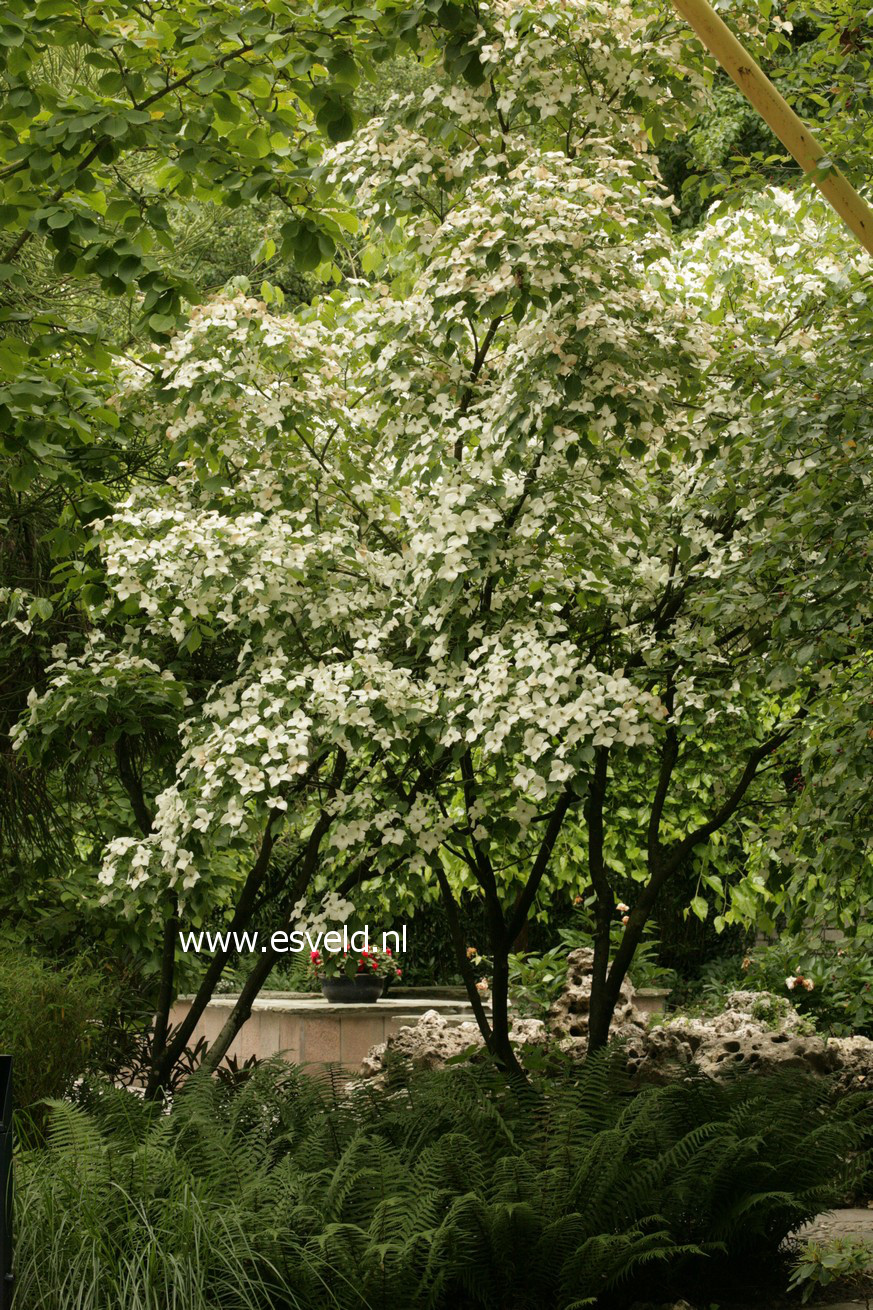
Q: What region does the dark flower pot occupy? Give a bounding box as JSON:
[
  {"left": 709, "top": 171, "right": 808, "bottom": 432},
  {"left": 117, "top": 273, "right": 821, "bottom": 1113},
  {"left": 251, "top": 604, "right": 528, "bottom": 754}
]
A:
[{"left": 321, "top": 975, "right": 384, "bottom": 1004}]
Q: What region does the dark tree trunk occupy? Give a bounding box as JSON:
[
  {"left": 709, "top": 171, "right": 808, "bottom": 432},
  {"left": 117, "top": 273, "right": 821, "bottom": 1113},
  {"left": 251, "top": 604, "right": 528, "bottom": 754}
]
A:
[
  {"left": 143, "top": 752, "right": 342, "bottom": 1097},
  {"left": 200, "top": 947, "right": 281, "bottom": 1073},
  {"left": 143, "top": 819, "right": 287, "bottom": 1098},
  {"left": 485, "top": 940, "right": 524, "bottom": 1078},
  {"left": 435, "top": 865, "right": 496, "bottom": 1050},
  {"left": 150, "top": 900, "right": 179, "bottom": 1071},
  {"left": 585, "top": 723, "right": 792, "bottom": 1051}
]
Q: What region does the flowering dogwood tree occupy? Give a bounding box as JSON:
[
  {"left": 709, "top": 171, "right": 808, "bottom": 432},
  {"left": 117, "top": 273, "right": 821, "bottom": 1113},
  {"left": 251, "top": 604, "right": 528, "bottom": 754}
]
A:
[{"left": 13, "top": 0, "right": 872, "bottom": 1081}]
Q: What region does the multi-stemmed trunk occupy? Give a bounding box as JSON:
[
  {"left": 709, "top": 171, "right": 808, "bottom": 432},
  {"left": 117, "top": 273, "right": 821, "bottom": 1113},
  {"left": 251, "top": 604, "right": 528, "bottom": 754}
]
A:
[
  {"left": 444, "top": 717, "right": 793, "bottom": 1066},
  {"left": 133, "top": 696, "right": 791, "bottom": 1095}
]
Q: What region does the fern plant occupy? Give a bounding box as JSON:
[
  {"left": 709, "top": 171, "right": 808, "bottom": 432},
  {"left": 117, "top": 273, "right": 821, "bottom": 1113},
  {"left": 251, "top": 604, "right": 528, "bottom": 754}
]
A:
[{"left": 14, "top": 1058, "right": 869, "bottom": 1310}]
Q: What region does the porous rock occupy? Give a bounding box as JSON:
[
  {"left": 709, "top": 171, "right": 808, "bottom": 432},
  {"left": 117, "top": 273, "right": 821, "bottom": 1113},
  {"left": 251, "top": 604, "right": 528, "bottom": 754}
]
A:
[
  {"left": 359, "top": 1008, "right": 546, "bottom": 1080},
  {"left": 358, "top": 969, "right": 873, "bottom": 1091},
  {"left": 547, "top": 948, "right": 647, "bottom": 1043},
  {"left": 623, "top": 990, "right": 872, "bottom": 1085},
  {"left": 827, "top": 1034, "right": 873, "bottom": 1094}
]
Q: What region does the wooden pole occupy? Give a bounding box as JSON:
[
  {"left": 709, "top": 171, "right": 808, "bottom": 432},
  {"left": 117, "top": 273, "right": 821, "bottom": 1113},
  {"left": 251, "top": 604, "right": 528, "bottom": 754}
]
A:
[{"left": 669, "top": 0, "right": 873, "bottom": 257}]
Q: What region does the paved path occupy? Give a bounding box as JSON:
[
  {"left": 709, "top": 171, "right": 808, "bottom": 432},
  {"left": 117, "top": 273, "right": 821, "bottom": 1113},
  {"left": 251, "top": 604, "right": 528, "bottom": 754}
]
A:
[
  {"left": 799, "top": 1207, "right": 873, "bottom": 1250},
  {"left": 798, "top": 1210, "right": 872, "bottom": 1309}
]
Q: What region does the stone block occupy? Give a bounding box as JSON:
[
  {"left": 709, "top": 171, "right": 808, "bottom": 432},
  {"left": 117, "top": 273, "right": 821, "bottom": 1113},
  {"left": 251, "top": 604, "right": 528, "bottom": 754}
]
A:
[
  {"left": 301, "top": 1015, "right": 342, "bottom": 1067},
  {"left": 340, "top": 1015, "right": 387, "bottom": 1066}
]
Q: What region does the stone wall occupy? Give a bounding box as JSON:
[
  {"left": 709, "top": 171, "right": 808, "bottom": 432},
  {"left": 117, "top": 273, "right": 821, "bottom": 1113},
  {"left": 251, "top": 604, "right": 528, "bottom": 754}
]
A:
[{"left": 168, "top": 993, "right": 481, "bottom": 1074}]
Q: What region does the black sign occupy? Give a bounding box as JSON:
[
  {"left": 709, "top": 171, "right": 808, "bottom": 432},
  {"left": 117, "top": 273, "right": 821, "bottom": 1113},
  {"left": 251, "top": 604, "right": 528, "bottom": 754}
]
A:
[{"left": 0, "top": 1056, "right": 11, "bottom": 1310}]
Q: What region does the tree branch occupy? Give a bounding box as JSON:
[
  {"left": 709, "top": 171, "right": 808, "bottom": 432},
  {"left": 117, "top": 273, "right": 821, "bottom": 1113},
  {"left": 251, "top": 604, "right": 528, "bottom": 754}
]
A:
[
  {"left": 114, "top": 734, "right": 153, "bottom": 836},
  {"left": 506, "top": 788, "right": 574, "bottom": 943},
  {"left": 602, "top": 722, "right": 796, "bottom": 1009},
  {"left": 646, "top": 677, "right": 677, "bottom": 867},
  {"left": 659, "top": 724, "right": 793, "bottom": 879},
  {"left": 434, "top": 862, "right": 493, "bottom": 1046},
  {"left": 453, "top": 314, "right": 504, "bottom": 459},
  {"left": 460, "top": 750, "right": 498, "bottom": 901},
  {"left": 145, "top": 818, "right": 278, "bottom": 1096},
  {"left": 584, "top": 747, "right": 614, "bottom": 1049},
  {"left": 197, "top": 750, "right": 348, "bottom": 1074}
]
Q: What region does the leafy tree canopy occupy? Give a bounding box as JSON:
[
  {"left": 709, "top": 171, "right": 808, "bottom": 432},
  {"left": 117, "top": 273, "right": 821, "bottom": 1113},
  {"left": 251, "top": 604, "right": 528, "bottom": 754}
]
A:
[{"left": 4, "top": 0, "right": 872, "bottom": 1078}]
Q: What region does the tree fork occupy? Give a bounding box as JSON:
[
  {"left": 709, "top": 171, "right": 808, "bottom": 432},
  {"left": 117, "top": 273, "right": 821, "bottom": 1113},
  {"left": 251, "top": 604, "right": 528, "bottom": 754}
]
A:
[
  {"left": 670, "top": 0, "right": 873, "bottom": 256},
  {"left": 143, "top": 824, "right": 279, "bottom": 1098},
  {"left": 434, "top": 864, "right": 494, "bottom": 1047}
]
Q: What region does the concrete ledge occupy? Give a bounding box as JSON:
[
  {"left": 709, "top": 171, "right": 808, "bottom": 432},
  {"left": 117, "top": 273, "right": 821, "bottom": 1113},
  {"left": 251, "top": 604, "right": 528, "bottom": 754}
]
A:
[{"left": 170, "top": 993, "right": 482, "bottom": 1073}]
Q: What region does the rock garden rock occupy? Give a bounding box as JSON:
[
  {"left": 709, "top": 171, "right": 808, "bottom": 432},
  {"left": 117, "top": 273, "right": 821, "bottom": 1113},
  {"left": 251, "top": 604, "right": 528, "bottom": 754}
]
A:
[
  {"left": 624, "top": 991, "right": 873, "bottom": 1087},
  {"left": 623, "top": 990, "right": 835, "bottom": 1083},
  {"left": 357, "top": 959, "right": 873, "bottom": 1091},
  {"left": 547, "top": 947, "right": 648, "bottom": 1044},
  {"left": 359, "top": 1008, "right": 547, "bottom": 1081},
  {"left": 827, "top": 1035, "right": 873, "bottom": 1094}
]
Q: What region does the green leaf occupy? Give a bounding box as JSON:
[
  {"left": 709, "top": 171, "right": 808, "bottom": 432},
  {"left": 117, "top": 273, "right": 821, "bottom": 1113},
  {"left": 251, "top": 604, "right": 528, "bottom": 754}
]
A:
[
  {"left": 690, "top": 895, "right": 709, "bottom": 922},
  {"left": 147, "top": 313, "right": 176, "bottom": 333},
  {"left": 323, "top": 106, "right": 354, "bottom": 142},
  {"left": 328, "top": 51, "right": 359, "bottom": 85},
  {"left": 28, "top": 597, "right": 54, "bottom": 621}
]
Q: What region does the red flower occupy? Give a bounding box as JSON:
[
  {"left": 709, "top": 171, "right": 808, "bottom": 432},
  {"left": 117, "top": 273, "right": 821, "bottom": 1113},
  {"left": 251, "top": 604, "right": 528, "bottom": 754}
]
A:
[
  {"left": 396, "top": 969, "right": 402, "bottom": 977},
  {"left": 310, "top": 950, "right": 320, "bottom": 961}
]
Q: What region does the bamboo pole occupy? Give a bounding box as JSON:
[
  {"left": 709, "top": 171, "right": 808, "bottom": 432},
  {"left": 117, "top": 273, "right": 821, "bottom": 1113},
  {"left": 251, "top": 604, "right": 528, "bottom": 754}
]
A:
[{"left": 669, "top": 0, "right": 873, "bottom": 257}]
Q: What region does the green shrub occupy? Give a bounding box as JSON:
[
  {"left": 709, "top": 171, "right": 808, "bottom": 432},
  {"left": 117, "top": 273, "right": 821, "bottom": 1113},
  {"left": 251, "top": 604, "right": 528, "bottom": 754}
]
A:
[
  {"left": 675, "top": 927, "right": 873, "bottom": 1037},
  {"left": 745, "top": 928, "right": 873, "bottom": 1037},
  {"left": 0, "top": 949, "right": 110, "bottom": 1113},
  {"left": 14, "top": 1057, "right": 869, "bottom": 1310},
  {"left": 789, "top": 1236, "right": 873, "bottom": 1306}
]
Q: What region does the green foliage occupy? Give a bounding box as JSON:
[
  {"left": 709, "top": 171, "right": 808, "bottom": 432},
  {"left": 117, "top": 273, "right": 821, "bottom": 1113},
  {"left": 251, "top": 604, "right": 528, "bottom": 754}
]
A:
[
  {"left": 676, "top": 928, "right": 873, "bottom": 1038},
  {"left": 0, "top": 946, "right": 111, "bottom": 1111},
  {"left": 746, "top": 929, "right": 873, "bottom": 1037},
  {"left": 0, "top": 0, "right": 440, "bottom": 509},
  {"left": 789, "top": 1236, "right": 873, "bottom": 1305},
  {"left": 776, "top": 0, "right": 873, "bottom": 185},
  {"left": 509, "top": 906, "right": 678, "bottom": 1020},
  {"left": 388, "top": 894, "right": 491, "bottom": 986},
  {"left": 509, "top": 943, "right": 570, "bottom": 1017},
  {"left": 661, "top": 81, "right": 778, "bottom": 227},
  {"left": 14, "top": 1058, "right": 869, "bottom": 1310},
  {"left": 664, "top": 1, "right": 873, "bottom": 222}
]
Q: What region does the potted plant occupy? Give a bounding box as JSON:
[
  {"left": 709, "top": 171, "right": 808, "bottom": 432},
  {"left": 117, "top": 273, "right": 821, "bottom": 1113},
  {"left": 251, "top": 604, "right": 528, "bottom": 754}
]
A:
[{"left": 311, "top": 946, "right": 403, "bottom": 1004}]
